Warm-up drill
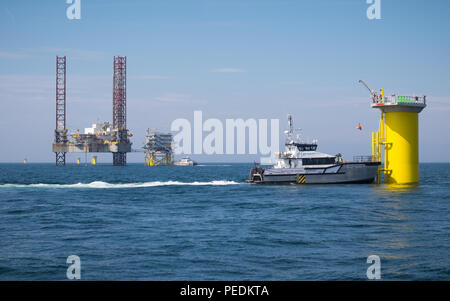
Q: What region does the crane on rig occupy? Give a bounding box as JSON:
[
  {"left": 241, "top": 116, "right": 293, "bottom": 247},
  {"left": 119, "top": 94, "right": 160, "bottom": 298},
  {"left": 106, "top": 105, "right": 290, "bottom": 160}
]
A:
[
  {"left": 359, "top": 79, "right": 383, "bottom": 101},
  {"left": 359, "top": 79, "right": 376, "bottom": 98}
]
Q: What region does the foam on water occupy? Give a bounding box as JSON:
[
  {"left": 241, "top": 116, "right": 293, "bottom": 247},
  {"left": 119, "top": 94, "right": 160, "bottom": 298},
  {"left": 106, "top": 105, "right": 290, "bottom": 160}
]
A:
[{"left": 0, "top": 180, "right": 240, "bottom": 189}]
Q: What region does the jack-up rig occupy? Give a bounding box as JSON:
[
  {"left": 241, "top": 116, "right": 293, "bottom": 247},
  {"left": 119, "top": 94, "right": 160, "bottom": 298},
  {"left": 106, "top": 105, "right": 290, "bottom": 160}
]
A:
[
  {"left": 52, "top": 56, "right": 132, "bottom": 166},
  {"left": 359, "top": 80, "right": 426, "bottom": 184}
]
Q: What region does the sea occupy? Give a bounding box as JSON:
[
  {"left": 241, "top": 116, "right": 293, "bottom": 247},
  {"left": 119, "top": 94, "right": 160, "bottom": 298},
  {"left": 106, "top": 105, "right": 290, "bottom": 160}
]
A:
[{"left": 0, "top": 163, "right": 449, "bottom": 280}]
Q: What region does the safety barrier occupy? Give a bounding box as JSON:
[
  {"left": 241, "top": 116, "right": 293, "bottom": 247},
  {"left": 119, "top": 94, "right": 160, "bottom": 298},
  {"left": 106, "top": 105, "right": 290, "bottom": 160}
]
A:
[
  {"left": 372, "top": 95, "right": 426, "bottom": 105},
  {"left": 353, "top": 155, "right": 375, "bottom": 162}
]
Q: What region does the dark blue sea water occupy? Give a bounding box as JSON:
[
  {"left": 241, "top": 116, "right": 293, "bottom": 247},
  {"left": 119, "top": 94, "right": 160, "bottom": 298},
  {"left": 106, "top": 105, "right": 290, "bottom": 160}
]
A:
[{"left": 0, "top": 163, "right": 449, "bottom": 280}]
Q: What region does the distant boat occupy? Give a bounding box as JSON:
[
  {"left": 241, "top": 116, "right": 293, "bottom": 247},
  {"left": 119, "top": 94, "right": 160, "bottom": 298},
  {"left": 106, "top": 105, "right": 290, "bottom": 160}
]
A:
[{"left": 173, "top": 157, "right": 197, "bottom": 166}]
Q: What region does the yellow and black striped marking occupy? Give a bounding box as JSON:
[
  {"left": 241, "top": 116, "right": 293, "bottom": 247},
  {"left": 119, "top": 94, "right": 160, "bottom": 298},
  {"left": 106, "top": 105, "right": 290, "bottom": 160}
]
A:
[{"left": 297, "top": 175, "right": 306, "bottom": 184}]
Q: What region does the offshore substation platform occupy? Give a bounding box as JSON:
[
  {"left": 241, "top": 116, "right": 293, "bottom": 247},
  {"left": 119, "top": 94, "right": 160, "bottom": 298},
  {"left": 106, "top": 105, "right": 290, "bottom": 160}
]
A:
[
  {"left": 143, "top": 129, "right": 174, "bottom": 166},
  {"left": 359, "top": 80, "right": 427, "bottom": 184},
  {"left": 52, "top": 56, "right": 132, "bottom": 166}
]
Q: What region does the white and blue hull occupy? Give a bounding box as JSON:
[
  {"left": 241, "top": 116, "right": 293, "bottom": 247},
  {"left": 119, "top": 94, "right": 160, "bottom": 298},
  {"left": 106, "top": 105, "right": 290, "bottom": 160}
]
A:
[{"left": 248, "top": 162, "right": 380, "bottom": 184}]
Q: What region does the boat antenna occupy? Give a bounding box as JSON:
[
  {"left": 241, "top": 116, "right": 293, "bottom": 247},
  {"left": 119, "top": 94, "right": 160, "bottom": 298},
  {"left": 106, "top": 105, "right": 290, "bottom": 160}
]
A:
[{"left": 287, "top": 114, "right": 293, "bottom": 136}]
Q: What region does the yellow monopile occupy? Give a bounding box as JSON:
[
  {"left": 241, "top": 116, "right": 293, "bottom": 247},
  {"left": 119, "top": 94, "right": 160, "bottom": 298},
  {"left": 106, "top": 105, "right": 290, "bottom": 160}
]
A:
[{"left": 371, "top": 94, "right": 426, "bottom": 184}]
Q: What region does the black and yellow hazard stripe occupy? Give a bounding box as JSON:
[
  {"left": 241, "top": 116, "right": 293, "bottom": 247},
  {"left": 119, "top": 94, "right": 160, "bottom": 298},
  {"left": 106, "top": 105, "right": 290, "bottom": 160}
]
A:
[{"left": 297, "top": 174, "right": 306, "bottom": 184}]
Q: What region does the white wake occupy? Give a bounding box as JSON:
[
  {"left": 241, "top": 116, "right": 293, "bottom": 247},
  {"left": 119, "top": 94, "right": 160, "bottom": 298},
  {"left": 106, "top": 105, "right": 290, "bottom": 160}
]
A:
[{"left": 0, "top": 180, "right": 239, "bottom": 189}]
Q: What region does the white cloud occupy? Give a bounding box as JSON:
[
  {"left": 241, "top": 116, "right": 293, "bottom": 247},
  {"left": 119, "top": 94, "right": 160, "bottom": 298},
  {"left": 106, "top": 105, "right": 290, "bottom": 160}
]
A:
[
  {"left": 210, "top": 68, "right": 247, "bottom": 73},
  {"left": 425, "top": 96, "right": 450, "bottom": 111},
  {"left": 155, "top": 93, "right": 191, "bottom": 103},
  {"left": 154, "top": 93, "right": 208, "bottom": 105},
  {"left": 36, "top": 47, "right": 106, "bottom": 60},
  {"left": 0, "top": 75, "right": 53, "bottom": 102},
  {"left": 427, "top": 96, "right": 450, "bottom": 104},
  {"left": 0, "top": 51, "right": 29, "bottom": 59},
  {"left": 0, "top": 47, "right": 106, "bottom": 61},
  {"left": 0, "top": 74, "right": 112, "bottom": 104}
]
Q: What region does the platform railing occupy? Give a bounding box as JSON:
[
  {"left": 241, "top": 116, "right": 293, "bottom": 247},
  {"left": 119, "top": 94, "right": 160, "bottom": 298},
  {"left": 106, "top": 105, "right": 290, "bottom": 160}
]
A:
[
  {"left": 372, "top": 95, "right": 426, "bottom": 105},
  {"left": 353, "top": 155, "right": 375, "bottom": 162}
]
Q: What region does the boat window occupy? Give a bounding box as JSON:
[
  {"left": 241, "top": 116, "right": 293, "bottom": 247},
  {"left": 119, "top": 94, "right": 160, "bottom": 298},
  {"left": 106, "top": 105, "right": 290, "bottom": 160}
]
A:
[
  {"left": 296, "top": 144, "right": 317, "bottom": 151},
  {"left": 302, "top": 157, "right": 335, "bottom": 165}
]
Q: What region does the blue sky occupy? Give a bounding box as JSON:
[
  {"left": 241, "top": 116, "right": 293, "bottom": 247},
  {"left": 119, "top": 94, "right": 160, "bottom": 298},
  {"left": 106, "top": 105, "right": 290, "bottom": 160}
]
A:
[{"left": 0, "top": 0, "right": 449, "bottom": 163}]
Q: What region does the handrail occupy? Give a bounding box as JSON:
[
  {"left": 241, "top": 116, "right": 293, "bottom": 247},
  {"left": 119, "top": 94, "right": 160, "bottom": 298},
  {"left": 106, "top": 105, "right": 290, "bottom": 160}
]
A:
[
  {"left": 372, "top": 95, "right": 426, "bottom": 105},
  {"left": 353, "top": 155, "right": 375, "bottom": 162}
]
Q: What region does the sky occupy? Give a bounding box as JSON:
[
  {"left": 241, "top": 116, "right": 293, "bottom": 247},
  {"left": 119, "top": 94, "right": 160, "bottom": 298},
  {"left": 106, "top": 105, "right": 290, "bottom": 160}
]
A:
[{"left": 0, "top": 0, "right": 449, "bottom": 163}]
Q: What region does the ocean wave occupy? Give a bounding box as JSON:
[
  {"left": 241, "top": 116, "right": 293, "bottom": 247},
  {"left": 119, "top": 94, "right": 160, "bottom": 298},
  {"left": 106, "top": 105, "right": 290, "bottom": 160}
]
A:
[{"left": 0, "top": 180, "right": 240, "bottom": 189}]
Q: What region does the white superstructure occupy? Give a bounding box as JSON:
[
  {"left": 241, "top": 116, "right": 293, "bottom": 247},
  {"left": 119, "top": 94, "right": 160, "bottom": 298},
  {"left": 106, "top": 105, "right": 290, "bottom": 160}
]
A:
[
  {"left": 174, "top": 157, "right": 197, "bottom": 166},
  {"left": 270, "top": 115, "right": 337, "bottom": 171},
  {"left": 248, "top": 115, "right": 379, "bottom": 184}
]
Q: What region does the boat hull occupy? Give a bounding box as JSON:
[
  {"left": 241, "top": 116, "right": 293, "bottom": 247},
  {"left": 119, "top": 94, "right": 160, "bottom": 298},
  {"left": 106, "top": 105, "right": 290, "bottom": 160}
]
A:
[
  {"left": 173, "top": 162, "right": 197, "bottom": 166},
  {"left": 248, "top": 162, "right": 380, "bottom": 184}
]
